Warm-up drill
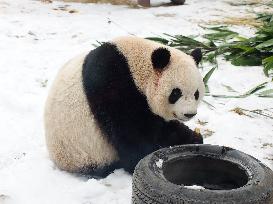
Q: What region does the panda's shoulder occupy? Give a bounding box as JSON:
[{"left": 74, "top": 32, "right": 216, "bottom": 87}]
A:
[{"left": 84, "top": 42, "right": 127, "bottom": 69}]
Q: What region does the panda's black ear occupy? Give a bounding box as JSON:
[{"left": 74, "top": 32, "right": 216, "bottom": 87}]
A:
[
  {"left": 151, "top": 47, "right": 171, "bottom": 71},
  {"left": 191, "top": 48, "right": 202, "bottom": 65}
]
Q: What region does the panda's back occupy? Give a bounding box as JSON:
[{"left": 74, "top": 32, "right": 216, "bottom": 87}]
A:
[{"left": 44, "top": 53, "right": 118, "bottom": 173}]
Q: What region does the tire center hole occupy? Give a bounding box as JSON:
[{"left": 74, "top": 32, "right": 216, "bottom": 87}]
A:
[{"left": 163, "top": 155, "right": 249, "bottom": 190}]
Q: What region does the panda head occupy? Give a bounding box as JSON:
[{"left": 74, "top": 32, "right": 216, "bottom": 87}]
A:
[{"left": 146, "top": 47, "right": 205, "bottom": 122}]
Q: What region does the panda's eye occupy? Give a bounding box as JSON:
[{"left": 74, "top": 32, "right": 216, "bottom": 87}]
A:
[
  {"left": 169, "top": 88, "right": 182, "bottom": 104},
  {"left": 194, "top": 89, "right": 199, "bottom": 100}
]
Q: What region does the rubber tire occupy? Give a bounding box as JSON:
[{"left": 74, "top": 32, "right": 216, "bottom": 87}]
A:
[
  {"left": 132, "top": 144, "right": 273, "bottom": 204},
  {"left": 171, "top": 0, "right": 185, "bottom": 5}
]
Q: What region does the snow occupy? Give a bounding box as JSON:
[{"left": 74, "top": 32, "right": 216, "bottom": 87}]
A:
[
  {"left": 184, "top": 185, "right": 205, "bottom": 190},
  {"left": 155, "top": 159, "right": 163, "bottom": 168},
  {"left": 0, "top": 0, "right": 272, "bottom": 203}
]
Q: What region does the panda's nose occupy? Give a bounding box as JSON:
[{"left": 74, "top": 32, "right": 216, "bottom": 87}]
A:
[{"left": 184, "top": 113, "right": 197, "bottom": 118}]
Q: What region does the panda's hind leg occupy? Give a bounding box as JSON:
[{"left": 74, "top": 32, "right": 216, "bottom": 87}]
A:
[{"left": 80, "top": 161, "right": 122, "bottom": 179}]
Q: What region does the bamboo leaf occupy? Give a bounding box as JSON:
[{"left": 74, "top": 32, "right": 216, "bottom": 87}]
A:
[
  {"left": 231, "top": 55, "right": 262, "bottom": 66},
  {"left": 221, "top": 84, "right": 238, "bottom": 93},
  {"left": 171, "top": 35, "right": 208, "bottom": 48},
  {"left": 230, "top": 45, "right": 255, "bottom": 52},
  {"left": 263, "top": 62, "right": 273, "bottom": 76},
  {"left": 262, "top": 56, "right": 273, "bottom": 76},
  {"left": 203, "top": 67, "right": 216, "bottom": 85},
  {"left": 200, "top": 25, "right": 229, "bottom": 32},
  {"left": 208, "top": 82, "right": 269, "bottom": 98},
  {"left": 263, "top": 55, "right": 273, "bottom": 63},
  {"left": 145, "top": 37, "right": 169, "bottom": 44},
  {"left": 257, "top": 89, "right": 273, "bottom": 97},
  {"left": 209, "top": 94, "right": 244, "bottom": 98},
  {"left": 243, "top": 82, "right": 268, "bottom": 96},
  {"left": 205, "top": 52, "right": 217, "bottom": 63},
  {"left": 202, "top": 99, "right": 216, "bottom": 109},
  {"left": 203, "top": 32, "right": 237, "bottom": 41},
  {"left": 256, "top": 38, "right": 273, "bottom": 49}
]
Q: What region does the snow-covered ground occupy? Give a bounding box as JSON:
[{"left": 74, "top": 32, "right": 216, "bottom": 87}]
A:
[{"left": 0, "top": 0, "right": 272, "bottom": 203}]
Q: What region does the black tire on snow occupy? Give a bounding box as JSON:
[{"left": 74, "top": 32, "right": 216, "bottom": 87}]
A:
[
  {"left": 171, "top": 0, "right": 186, "bottom": 5},
  {"left": 132, "top": 144, "right": 273, "bottom": 204}
]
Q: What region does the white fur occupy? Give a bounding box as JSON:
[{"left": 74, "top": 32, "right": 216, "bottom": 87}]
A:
[{"left": 44, "top": 53, "right": 118, "bottom": 173}]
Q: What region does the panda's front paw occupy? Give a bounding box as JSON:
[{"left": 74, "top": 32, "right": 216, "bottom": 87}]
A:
[
  {"left": 192, "top": 134, "right": 203, "bottom": 144},
  {"left": 192, "top": 132, "right": 203, "bottom": 144}
]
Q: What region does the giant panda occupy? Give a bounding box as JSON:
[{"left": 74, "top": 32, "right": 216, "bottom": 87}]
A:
[{"left": 44, "top": 36, "right": 205, "bottom": 177}]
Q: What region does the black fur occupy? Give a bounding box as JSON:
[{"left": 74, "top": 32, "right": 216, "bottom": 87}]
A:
[
  {"left": 80, "top": 162, "right": 121, "bottom": 179},
  {"left": 169, "top": 88, "right": 182, "bottom": 104},
  {"left": 151, "top": 47, "right": 170, "bottom": 71},
  {"left": 82, "top": 43, "right": 203, "bottom": 177},
  {"left": 194, "top": 89, "right": 199, "bottom": 100},
  {"left": 191, "top": 48, "right": 202, "bottom": 65}
]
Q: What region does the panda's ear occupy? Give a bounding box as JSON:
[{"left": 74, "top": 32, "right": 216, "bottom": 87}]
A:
[
  {"left": 151, "top": 47, "right": 171, "bottom": 71},
  {"left": 191, "top": 48, "right": 202, "bottom": 65}
]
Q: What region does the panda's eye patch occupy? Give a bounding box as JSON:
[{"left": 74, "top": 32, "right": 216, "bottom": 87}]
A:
[
  {"left": 169, "top": 88, "right": 182, "bottom": 104},
  {"left": 194, "top": 89, "right": 199, "bottom": 100}
]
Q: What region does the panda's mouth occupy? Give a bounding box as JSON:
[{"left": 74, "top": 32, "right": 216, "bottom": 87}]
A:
[{"left": 173, "top": 112, "right": 188, "bottom": 122}]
